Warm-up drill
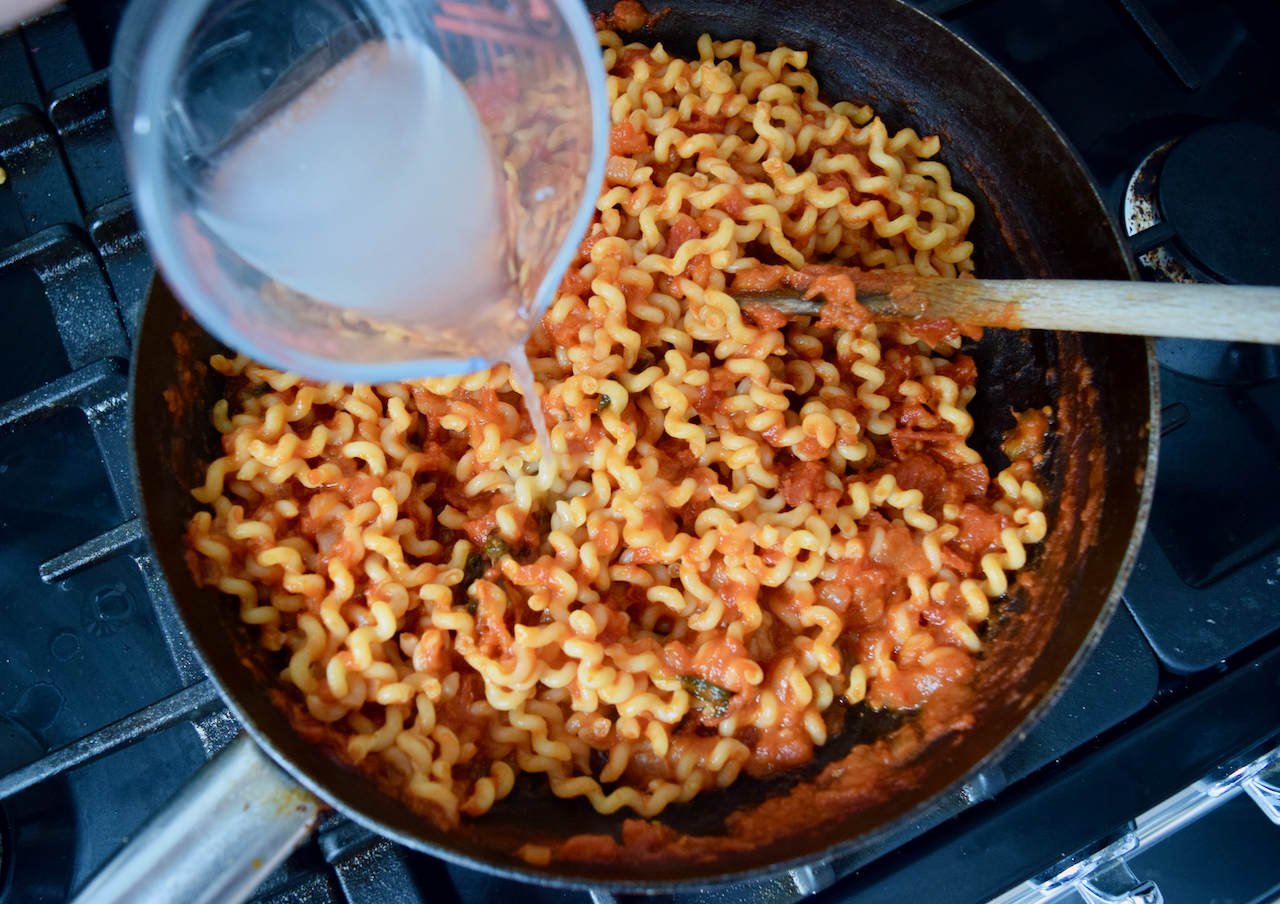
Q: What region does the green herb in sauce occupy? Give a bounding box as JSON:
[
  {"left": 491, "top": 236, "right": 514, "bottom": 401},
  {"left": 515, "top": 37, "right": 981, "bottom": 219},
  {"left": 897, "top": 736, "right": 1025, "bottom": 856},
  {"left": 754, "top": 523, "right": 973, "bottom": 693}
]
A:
[
  {"left": 483, "top": 532, "right": 511, "bottom": 563},
  {"left": 680, "top": 676, "right": 733, "bottom": 718}
]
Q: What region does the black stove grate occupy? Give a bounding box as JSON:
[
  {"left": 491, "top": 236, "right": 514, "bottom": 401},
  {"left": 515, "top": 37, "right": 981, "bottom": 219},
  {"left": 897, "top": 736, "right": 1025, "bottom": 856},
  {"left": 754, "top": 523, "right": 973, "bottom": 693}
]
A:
[{"left": 0, "top": 1, "right": 1277, "bottom": 903}]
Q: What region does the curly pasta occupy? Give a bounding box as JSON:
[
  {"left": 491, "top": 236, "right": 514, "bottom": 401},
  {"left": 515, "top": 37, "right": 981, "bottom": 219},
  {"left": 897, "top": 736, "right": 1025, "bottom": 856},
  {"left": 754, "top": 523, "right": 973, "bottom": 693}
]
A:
[{"left": 184, "top": 23, "right": 1047, "bottom": 848}]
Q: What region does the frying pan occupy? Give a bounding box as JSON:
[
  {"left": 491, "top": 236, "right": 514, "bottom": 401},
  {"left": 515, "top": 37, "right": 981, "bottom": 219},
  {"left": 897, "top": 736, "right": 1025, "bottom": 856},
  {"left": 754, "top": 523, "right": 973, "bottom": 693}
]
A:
[{"left": 107, "top": 0, "right": 1159, "bottom": 896}]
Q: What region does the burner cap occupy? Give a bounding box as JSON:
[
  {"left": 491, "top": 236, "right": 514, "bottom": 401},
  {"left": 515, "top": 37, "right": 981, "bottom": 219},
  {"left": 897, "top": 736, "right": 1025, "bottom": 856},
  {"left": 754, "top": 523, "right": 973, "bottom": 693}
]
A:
[{"left": 1158, "top": 122, "right": 1280, "bottom": 286}]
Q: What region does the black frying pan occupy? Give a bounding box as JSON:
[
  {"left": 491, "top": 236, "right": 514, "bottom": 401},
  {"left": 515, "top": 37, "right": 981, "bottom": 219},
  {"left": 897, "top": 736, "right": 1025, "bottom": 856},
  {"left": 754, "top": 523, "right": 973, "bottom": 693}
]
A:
[{"left": 128, "top": 0, "right": 1158, "bottom": 891}]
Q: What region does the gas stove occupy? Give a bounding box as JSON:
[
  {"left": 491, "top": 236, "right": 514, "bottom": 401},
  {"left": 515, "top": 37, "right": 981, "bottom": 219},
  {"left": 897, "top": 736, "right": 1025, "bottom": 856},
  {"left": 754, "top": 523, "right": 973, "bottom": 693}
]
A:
[{"left": 1, "top": 0, "right": 1278, "bottom": 902}]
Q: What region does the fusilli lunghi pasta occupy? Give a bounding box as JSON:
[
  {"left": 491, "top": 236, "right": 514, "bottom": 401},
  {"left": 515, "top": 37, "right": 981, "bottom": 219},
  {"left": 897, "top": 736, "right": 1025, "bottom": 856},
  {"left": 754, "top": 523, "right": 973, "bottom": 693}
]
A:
[{"left": 184, "top": 22, "right": 1048, "bottom": 853}]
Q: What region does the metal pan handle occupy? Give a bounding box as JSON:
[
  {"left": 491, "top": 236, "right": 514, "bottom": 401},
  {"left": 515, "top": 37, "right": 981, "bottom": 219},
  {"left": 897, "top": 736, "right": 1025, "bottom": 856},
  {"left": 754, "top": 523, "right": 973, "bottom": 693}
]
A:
[{"left": 68, "top": 732, "right": 322, "bottom": 904}]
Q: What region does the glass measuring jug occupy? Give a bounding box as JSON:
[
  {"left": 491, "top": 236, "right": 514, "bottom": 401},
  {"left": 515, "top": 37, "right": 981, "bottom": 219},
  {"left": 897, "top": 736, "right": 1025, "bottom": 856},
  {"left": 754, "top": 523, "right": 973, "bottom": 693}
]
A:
[{"left": 112, "top": 0, "right": 608, "bottom": 382}]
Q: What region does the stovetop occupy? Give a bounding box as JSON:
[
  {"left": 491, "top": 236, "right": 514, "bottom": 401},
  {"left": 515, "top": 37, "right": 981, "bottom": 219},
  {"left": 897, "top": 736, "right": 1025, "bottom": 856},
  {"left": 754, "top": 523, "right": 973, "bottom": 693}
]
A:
[{"left": 1, "top": 0, "right": 1278, "bottom": 902}]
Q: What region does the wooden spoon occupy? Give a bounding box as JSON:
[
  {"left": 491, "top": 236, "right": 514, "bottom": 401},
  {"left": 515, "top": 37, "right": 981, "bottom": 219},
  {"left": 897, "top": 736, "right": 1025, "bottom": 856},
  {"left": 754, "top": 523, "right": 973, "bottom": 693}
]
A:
[{"left": 734, "top": 278, "right": 1280, "bottom": 344}]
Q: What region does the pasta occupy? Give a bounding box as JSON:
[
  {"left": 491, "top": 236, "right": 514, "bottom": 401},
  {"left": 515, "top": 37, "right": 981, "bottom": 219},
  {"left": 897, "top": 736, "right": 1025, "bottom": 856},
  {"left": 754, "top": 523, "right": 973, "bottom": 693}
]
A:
[{"left": 183, "top": 17, "right": 1048, "bottom": 858}]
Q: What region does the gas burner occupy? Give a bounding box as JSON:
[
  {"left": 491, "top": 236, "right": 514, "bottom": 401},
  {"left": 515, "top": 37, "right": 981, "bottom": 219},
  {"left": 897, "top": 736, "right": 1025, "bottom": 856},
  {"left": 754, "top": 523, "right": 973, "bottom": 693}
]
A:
[
  {"left": 1125, "top": 139, "right": 1191, "bottom": 284},
  {"left": 1160, "top": 123, "right": 1280, "bottom": 286},
  {"left": 1125, "top": 122, "right": 1280, "bottom": 286},
  {"left": 1131, "top": 137, "right": 1198, "bottom": 282},
  {"left": 1125, "top": 122, "right": 1280, "bottom": 384}
]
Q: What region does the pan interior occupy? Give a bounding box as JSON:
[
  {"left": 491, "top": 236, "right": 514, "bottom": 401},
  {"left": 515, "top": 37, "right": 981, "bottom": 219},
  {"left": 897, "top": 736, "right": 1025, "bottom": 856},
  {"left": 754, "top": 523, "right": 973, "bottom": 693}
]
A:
[{"left": 129, "top": 0, "right": 1152, "bottom": 888}]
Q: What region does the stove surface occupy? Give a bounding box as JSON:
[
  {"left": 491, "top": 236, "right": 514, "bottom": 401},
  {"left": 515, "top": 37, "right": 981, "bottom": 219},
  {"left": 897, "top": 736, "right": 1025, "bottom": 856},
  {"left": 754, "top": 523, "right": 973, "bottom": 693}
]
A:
[{"left": 0, "top": 0, "right": 1277, "bottom": 902}]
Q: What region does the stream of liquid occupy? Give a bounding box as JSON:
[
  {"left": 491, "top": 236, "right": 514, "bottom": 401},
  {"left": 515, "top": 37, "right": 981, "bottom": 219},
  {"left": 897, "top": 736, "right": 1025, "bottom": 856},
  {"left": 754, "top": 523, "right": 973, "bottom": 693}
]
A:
[{"left": 506, "top": 346, "right": 552, "bottom": 473}]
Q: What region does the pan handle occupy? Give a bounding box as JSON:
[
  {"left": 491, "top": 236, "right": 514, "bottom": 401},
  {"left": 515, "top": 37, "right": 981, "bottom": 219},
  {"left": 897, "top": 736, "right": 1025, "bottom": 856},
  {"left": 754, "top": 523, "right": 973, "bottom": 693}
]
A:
[{"left": 68, "top": 732, "right": 322, "bottom": 904}]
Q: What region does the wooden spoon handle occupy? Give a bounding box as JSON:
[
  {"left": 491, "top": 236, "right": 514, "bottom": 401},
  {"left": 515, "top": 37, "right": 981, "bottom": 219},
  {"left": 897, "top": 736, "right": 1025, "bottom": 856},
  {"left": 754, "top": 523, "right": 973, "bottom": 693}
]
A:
[
  {"left": 734, "top": 280, "right": 1280, "bottom": 344},
  {"left": 910, "top": 280, "right": 1280, "bottom": 344}
]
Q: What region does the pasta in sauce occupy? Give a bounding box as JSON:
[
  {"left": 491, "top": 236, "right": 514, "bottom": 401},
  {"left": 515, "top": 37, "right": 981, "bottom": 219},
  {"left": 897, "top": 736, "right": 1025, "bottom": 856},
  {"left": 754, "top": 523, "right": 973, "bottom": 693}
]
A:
[{"left": 184, "top": 15, "right": 1049, "bottom": 862}]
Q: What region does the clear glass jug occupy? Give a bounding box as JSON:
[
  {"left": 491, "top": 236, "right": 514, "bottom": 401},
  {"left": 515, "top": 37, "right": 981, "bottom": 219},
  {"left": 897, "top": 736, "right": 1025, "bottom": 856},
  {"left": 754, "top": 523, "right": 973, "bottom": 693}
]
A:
[{"left": 112, "top": 0, "right": 607, "bottom": 381}]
